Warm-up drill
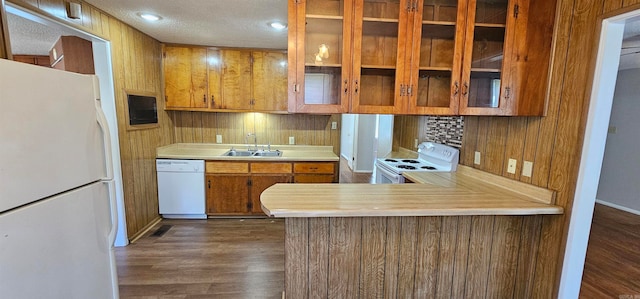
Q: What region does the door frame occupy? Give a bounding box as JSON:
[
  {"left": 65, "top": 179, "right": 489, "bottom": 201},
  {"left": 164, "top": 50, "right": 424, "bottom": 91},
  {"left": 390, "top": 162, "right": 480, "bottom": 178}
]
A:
[
  {"left": 557, "top": 8, "right": 640, "bottom": 298},
  {"left": 5, "top": 3, "right": 128, "bottom": 246}
]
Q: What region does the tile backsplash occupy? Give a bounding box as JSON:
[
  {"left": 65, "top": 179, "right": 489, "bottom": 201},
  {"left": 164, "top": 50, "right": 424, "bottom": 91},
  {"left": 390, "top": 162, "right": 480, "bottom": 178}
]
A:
[{"left": 424, "top": 116, "right": 464, "bottom": 148}]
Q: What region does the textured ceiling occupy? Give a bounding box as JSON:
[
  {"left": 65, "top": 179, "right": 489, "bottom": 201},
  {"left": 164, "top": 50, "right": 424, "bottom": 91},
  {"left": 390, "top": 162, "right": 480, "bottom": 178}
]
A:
[
  {"left": 83, "top": 0, "right": 288, "bottom": 49},
  {"left": 7, "top": 13, "right": 74, "bottom": 55}
]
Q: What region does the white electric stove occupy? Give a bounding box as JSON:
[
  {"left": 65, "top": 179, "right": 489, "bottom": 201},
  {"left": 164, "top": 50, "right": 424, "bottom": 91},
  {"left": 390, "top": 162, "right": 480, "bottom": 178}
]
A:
[{"left": 375, "top": 142, "right": 459, "bottom": 184}]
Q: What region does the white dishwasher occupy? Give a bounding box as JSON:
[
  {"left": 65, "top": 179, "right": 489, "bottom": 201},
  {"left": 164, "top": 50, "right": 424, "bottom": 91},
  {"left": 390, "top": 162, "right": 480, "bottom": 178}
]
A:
[{"left": 156, "top": 159, "right": 206, "bottom": 219}]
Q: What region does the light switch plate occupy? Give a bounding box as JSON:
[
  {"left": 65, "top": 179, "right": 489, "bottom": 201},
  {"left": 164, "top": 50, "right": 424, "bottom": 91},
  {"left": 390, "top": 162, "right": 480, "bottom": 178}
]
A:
[
  {"left": 522, "top": 161, "right": 533, "bottom": 177},
  {"left": 474, "top": 151, "right": 481, "bottom": 165},
  {"left": 289, "top": 136, "right": 295, "bottom": 145},
  {"left": 507, "top": 158, "right": 517, "bottom": 174},
  {"left": 331, "top": 122, "right": 337, "bottom": 130},
  {"left": 216, "top": 135, "right": 222, "bottom": 144}
]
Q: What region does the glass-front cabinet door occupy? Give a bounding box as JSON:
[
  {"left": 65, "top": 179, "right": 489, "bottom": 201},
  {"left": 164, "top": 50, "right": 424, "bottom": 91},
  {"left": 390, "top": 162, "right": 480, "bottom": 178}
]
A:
[
  {"left": 350, "top": 0, "right": 407, "bottom": 114},
  {"left": 459, "top": 0, "right": 510, "bottom": 115},
  {"left": 289, "top": 0, "right": 351, "bottom": 113},
  {"left": 408, "top": 0, "right": 465, "bottom": 115}
]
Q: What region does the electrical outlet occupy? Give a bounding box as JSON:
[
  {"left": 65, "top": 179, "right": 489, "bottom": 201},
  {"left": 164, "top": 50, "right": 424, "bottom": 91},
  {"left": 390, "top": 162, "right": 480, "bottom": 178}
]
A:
[
  {"left": 331, "top": 122, "right": 337, "bottom": 130},
  {"left": 507, "top": 158, "right": 517, "bottom": 174},
  {"left": 608, "top": 126, "right": 617, "bottom": 134},
  {"left": 289, "top": 136, "right": 295, "bottom": 145},
  {"left": 414, "top": 139, "right": 419, "bottom": 148},
  {"left": 216, "top": 135, "right": 222, "bottom": 144},
  {"left": 522, "top": 161, "right": 533, "bottom": 177},
  {"left": 474, "top": 151, "right": 481, "bottom": 165}
]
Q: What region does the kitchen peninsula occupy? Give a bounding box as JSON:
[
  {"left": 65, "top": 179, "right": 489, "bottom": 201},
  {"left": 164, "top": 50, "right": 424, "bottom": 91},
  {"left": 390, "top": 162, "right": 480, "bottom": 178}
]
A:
[{"left": 261, "top": 165, "right": 562, "bottom": 298}]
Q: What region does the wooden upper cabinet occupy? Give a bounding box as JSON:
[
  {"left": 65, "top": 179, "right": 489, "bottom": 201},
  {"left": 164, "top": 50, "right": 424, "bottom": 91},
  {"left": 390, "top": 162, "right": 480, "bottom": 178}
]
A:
[
  {"left": 163, "top": 46, "right": 288, "bottom": 112},
  {"left": 457, "top": 0, "right": 556, "bottom": 116},
  {"left": 288, "top": 0, "right": 351, "bottom": 113},
  {"left": 252, "top": 51, "right": 289, "bottom": 112},
  {"left": 221, "top": 49, "right": 253, "bottom": 110},
  {"left": 289, "top": 0, "right": 556, "bottom": 116},
  {"left": 289, "top": 0, "right": 450, "bottom": 114},
  {"left": 49, "top": 36, "right": 95, "bottom": 74},
  {"left": 207, "top": 49, "right": 223, "bottom": 109},
  {"left": 406, "top": 0, "right": 465, "bottom": 115},
  {"left": 163, "top": 46, "right": 209, "bottom": 109}
]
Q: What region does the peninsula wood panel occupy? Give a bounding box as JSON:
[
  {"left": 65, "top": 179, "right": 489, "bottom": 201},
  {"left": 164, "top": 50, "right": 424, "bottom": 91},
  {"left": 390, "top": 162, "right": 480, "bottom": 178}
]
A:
[
  {"left": 5, "top": 0, "right": 174, "bottom": 240},
  {"left": 285, "top": 215, "right": 546, "bottom": 298},
  {"left": 170, "top": 111, "right": 341, "bottom": 155},
  {"left": 390, "top": 0, "right": 640, "bottom": 296}
]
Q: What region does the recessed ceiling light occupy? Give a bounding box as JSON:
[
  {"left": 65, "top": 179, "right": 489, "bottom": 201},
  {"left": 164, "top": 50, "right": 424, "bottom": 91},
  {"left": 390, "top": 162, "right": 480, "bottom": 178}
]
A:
[
  {"left": 270, "top": 22, "right": 287, "bottom": 30},
  {"left": 137, "top": 12, "right": 162, "bottom": 22}
]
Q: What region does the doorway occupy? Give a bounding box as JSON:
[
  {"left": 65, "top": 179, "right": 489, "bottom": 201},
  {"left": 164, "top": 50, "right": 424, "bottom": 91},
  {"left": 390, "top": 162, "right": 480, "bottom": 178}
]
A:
[
  {"left": 5, "top": 3, "right": 128, "bottom": 246},
  {"left": 558, "top": 8, "right": 640, "bottom": 298}
]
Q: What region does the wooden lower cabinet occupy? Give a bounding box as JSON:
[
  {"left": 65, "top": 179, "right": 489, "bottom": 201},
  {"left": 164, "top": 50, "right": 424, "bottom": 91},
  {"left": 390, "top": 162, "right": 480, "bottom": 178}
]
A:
[
  {"left": 250, "top": 175, "right": 291, "bottom": 214},
  {"left": 206, "top": 161, "right": 294, "bottom": 216},
  {"left": 293, "top": 162, "right": 338, "bottom": 183},
  {"left": 206, "top": 175, "right": 250, "bottom": 215}
]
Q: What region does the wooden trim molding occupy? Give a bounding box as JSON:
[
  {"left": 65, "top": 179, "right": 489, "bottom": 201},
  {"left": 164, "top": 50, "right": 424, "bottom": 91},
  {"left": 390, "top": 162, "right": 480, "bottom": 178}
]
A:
[{"left": 0, "top": 0, "right": 12, "bottom": 59}]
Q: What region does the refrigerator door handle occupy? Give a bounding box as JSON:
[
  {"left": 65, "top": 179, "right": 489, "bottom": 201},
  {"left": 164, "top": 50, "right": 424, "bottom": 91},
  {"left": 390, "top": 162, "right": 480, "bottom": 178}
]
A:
[{"left": 94, "top": 82, "right": 114, "bottom": 180}]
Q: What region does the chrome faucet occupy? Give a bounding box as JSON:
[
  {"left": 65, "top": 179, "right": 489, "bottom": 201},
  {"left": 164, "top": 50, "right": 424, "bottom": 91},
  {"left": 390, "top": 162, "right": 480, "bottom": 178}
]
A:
[{"left": 245, "top": 133, "right": 257, "bottom": 151}]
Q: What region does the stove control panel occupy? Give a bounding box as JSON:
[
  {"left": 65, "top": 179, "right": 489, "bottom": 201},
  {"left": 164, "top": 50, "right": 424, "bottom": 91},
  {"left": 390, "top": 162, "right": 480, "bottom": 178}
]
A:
[{"left": 418, "top": 142, "right": 460, "bottom": 164}]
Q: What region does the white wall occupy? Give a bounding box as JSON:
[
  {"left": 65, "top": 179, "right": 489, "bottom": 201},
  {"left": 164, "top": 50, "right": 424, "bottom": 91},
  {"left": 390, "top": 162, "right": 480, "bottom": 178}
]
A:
[
  {"left": 597, "top": 68, "right": 640, "bottom": 213},
  {"left": 355, "top": 114, "right": 376, "bottom": 172},
  {"left": 377, "top": 115, "right": 393, "bottom": 158},
  {"left": 340, "top": 114, "right": 356, "bottom": 169}
]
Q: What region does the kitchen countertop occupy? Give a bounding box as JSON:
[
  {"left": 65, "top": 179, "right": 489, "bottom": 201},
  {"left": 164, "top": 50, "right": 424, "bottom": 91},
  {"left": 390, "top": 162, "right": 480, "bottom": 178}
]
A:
[
  {"left": 156, "top": 143, "right": 339, "bottom": 161},
  {"left": 260, "top": 165, "right": 562, "bottom": 217}
]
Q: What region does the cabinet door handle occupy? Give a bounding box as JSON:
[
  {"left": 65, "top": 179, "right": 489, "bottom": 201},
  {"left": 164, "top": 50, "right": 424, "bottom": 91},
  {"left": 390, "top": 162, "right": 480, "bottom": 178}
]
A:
[
  {"left": 354, "top": 80, "right": 359, "bottom": 94},
  {"left": 453, "top": 81, "right": 459, "bottom": 96},
  {"left": 207, "top": 180, "right": 211, "bottom": 189},
  {"left": 211, "top": 95, "right": 215, "bottom": 106},
  {"left": 412, "top": 0, "right": 417, "bottom": 11},
  {"left": 504, "top": 87, "right": 511, "bottom": 100},
  {"left": 344, "top": 80, "right": 349, "bottom": 95},
  {"left": 203, "top": 94, "right": 206, "bottom": 103},
  {"left": 462, "top": 82, "right": 469, "bottom": 96},
  {"left": 406, "top": 1, "right": 411, "bottom": 11},
  {"left": 407, "top": 85, "right": 413, "bottom": 96},
  {"left": 400, "top": 84, "right": 406, "bottom": 96}
]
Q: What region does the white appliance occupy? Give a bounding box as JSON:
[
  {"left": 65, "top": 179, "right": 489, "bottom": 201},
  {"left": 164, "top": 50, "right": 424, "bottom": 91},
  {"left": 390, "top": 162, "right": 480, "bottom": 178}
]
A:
[
  {"left": 375, "top": 142, "right": 459, "bottom": 184},
  {"left": 0, "top": 59, "right": 119, "bottom": 298},
  {"left": 156, "top": 159, "right": 206, "bottom": 219}
]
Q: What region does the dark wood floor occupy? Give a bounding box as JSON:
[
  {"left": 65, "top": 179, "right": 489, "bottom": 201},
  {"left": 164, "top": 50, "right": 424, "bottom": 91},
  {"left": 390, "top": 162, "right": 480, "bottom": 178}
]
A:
[
  {"left": 339, "top": 156, "right": 374, "bottom": 183},
  {"left": 115, "top": 218, "right": 285, "bottom": 299},
  {"left": 580, "top": 204, "right": 640, "bottom": 298}
]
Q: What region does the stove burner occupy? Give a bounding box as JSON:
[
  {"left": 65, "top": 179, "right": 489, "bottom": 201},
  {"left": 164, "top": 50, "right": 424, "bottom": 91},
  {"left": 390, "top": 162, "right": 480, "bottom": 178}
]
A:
[
  {"left": 402, "top": 159, "right": 419, "bottom": 164},
  {"left": 397, "top": 165, "right": 417, "bottom": 170},
  {"left": 385, "top": 159, "right": 398, "bottom": 162},
  {"left": 421, "top": 166, "right": 437, "bottom": 170}
]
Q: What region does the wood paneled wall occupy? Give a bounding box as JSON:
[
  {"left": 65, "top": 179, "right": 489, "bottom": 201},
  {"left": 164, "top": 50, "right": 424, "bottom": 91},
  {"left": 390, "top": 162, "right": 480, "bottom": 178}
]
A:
[
  {"left": 286, "top": 215, "right": 544, "bottom": 298},
  {"left": 171, "top": 111, "right": 341, "bottom": 155},
  {"left": 395, "top": 0, "right": 640, "bottom": 296},
  {"left": 5, "top": 0, "right": 174, "bottom": 240},
  {"left": 392, "top": 115, "right": 426, "bottom": 152}
]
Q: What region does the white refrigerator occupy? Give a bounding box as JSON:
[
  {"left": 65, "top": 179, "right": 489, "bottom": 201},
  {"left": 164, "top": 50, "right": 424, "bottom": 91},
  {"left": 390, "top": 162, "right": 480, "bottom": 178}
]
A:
[{"left": 0, "top": 59, "right": 119, "bottom": 298}]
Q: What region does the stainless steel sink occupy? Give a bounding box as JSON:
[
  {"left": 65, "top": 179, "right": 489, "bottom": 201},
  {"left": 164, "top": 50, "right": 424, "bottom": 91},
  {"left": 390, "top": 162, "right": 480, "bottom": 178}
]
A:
[
  {"left": 252, "top": 150, "right": 282, "bottom": 157},
  {"left": 221, "top": 150, "right": 254, "bottom": 156},
  {"left": 221, "top": 149, "right": 282, "bottom": 157}
]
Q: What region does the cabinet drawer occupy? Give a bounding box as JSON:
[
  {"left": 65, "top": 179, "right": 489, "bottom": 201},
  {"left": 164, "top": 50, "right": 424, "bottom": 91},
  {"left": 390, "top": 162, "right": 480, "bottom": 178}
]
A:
[
  {"left": 251, "top": 162, "right": 292, "bottom": 174},
  {"left": 206, "top": 162, "right": 249, "bottom": 173},
  {"left": 293, "top": 162, "right": 335, "bottom": 174}
]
